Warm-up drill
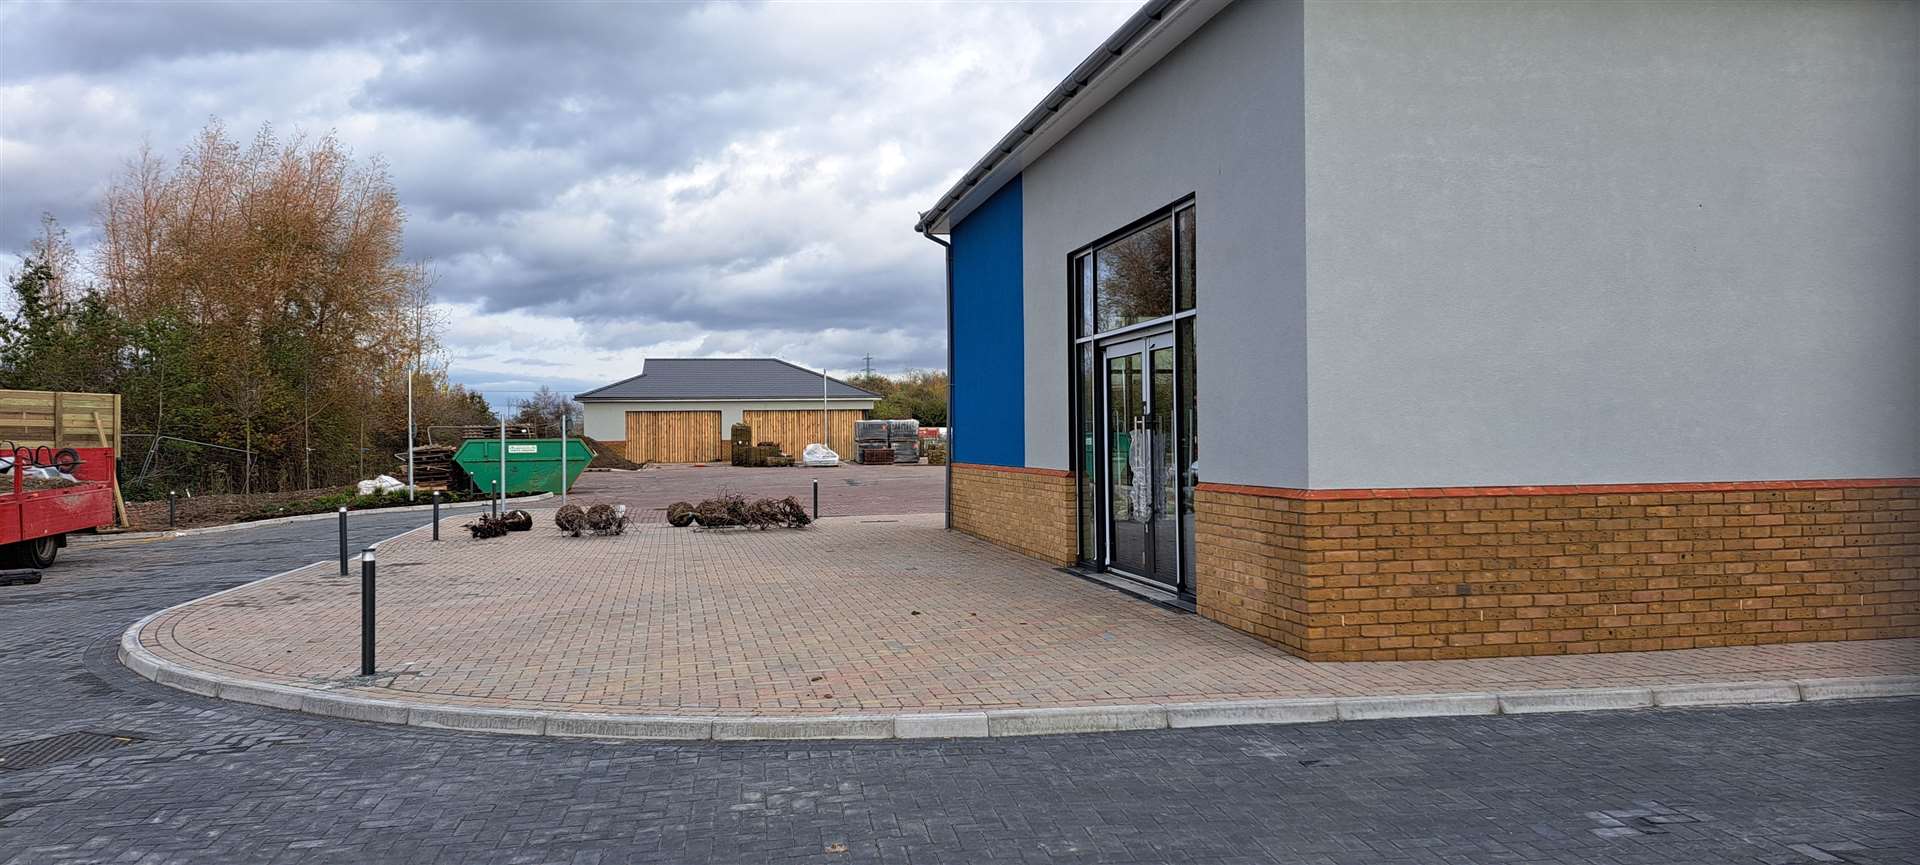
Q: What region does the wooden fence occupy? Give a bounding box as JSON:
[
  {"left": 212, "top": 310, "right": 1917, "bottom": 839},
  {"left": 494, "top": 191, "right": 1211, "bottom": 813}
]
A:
[
  {"left": 1, "top": 389, "right": 127, "bottom": 526},
  {"left": 0, "top": 389, "right": 122, "bottom": 451}
]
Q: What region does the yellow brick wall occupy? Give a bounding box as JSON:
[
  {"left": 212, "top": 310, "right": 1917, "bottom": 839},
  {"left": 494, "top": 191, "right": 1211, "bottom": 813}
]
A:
[
  {"left": 950, "top": 463, "right": 1078, "bottom": 566},
  {"left": 1196, "top": 482, "right": 1919, "bottom": 661}
]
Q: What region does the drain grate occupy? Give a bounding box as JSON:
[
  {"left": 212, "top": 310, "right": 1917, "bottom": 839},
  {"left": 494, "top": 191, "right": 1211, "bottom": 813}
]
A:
[{"left": 0, "top": 732, "right": 145, "bottom": 771}]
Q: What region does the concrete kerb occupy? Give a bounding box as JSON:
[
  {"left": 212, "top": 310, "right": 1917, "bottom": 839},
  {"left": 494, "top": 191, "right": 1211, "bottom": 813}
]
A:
[
  {"left": 75, "top": 492, "right": 555, "bottom": 544},
  {"left": 114, "top": 521, "right": 1920, "bottom": 741},
  {"left": 119, "top": 618, "right": 1920, "bottom": 740}
]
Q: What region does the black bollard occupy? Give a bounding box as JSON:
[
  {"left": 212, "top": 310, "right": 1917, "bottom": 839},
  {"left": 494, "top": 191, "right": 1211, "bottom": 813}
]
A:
[
  {"left": 490, "top": 481, "right": 498, "bottom": 517},
  {"left": 338, "top": 506, "right": 349, "bottom": 575},
  {"left": 431, "top": 490, "right": 441, "bottom": 541},
  {"left": 812, "top": 478, "right": 819, "bottom": 520},
  {"left": 167, "top": 491, "right": 177, "bottom": 528},
  {"left": 360, "top": 547, "right": 376, "bottom": 676}
]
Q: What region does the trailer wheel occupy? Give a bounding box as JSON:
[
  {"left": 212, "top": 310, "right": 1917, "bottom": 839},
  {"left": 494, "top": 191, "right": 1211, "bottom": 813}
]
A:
[{"left": 5, "top": 536, "right": 59, "bottom": 569}]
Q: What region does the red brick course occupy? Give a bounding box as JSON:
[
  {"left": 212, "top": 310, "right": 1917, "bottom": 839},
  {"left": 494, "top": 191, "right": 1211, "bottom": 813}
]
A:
[
  {"left": 1195, "top": 480, "right": 1919, "bottom": 661},
  {"left": 950, "top": 463, "right": 1076, "bottom": 565}
]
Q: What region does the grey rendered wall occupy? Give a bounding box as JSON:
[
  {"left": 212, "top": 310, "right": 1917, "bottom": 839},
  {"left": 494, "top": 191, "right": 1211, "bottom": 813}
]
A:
[
  {"left": 581, "top": 400, "right": 877, "bottom": 441},
  {"left": 1303, "top": 0, "right": 1920, "bottom": 487},
  {"left": 1021, "top": 0, "right": 1308, "bottom": 486}
]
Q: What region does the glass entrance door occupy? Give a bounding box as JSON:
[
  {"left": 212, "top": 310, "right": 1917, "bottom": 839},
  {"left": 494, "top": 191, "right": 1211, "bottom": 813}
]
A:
[{"left": 1100, "top": 332, "right": 1180, "bottom": 589}]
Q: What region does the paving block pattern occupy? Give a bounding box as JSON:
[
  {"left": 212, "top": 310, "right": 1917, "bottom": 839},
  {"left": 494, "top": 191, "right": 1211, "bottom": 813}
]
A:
[
  {"left": 1197, "top": 481, "right": 1919, "bottom": 660},
  {"left": 6, "top": 506, "right": 1920, "bottom": 864},
  {"left": 136, "top": 510, "right": 1918, "bottom": 720}
]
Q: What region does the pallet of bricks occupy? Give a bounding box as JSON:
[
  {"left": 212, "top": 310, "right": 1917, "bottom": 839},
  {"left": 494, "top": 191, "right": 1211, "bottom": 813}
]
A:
[
  {"left": 888, "top": 419, "right": 920, "bottom": 465},
  {"left": 853, "top": 420, "right": 891, "bottom": 464},
  {"left": 853, "top": 419, "right": 920, "bottom": 464},
  {"left": 729, "top": 423, "right": 757, "bottom": 466}
]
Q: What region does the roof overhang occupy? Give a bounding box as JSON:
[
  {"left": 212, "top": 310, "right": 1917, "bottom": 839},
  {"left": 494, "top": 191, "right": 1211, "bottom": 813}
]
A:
[
  {"left": 576, "top": 396, "right": 880, "bottom": 404},
  {"left": 914, "top": 0, "right": 1233, "bottom": 235}
]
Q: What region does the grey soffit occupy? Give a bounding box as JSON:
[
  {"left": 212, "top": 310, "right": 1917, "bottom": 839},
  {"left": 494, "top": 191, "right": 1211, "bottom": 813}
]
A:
[{"left": 575, "top": 358, "right": 879, "bottom": 402}]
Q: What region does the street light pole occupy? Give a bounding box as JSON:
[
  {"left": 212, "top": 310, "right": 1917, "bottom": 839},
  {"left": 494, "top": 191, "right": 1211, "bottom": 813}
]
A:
[{"left": 405, "top": 365, "right": 415, "bottom": 501}]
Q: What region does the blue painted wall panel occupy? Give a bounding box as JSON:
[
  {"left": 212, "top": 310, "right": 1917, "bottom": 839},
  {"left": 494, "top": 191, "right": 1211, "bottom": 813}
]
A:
[{"left": 949, "top": 175, "right": 1025, "bottom": 467}]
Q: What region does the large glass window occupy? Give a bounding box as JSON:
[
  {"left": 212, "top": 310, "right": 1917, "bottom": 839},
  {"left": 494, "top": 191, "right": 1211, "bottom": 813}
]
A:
[
  {"left": 1075, "top": 254, "right": 1095, "bottom": 337},
  {"left": 1071, "top": 198, "right": 1197, "bottom": 591},
  {"left": 1092, "top": 218, "right": 1172, "bottom": 333},
  {"left": 1175, "top": 206, "right": 1196, "bottom": 311}
]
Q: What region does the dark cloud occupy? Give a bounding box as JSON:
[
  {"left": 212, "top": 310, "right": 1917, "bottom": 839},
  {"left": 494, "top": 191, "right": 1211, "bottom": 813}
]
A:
[{"left": 0, "top": 0, "right": 1137, "bottom": 395}]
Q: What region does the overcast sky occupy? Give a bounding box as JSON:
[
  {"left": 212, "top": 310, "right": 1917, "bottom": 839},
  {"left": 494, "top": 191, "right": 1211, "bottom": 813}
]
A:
[{"left": 0, "top": 0, "right": 1135, "bottom": 408}]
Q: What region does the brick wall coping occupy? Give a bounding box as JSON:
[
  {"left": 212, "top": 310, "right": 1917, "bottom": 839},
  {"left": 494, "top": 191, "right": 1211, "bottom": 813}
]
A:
[
  {"left": 1196, "top": 477, "right": 1919, "bottom": 501},
  {"left": 952, "top": 462, "right": 1072, "bottom": 478}
]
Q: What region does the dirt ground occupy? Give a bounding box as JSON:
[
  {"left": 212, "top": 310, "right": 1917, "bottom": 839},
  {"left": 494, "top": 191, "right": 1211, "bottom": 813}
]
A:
[
  {"left": 567, "top": 462, "right": 945, "bottom": 521},
  {"left": 120, "top": 487, "right": 352, "bottom": 530}
]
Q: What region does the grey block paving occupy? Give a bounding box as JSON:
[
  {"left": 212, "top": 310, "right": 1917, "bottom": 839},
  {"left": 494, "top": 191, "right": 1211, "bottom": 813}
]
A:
[{"left": 2, "top": 511, "right": 1917, "bottom": 865}]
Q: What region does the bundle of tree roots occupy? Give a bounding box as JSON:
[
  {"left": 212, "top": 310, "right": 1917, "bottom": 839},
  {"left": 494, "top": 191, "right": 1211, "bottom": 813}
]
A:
[
  {"left": 501, "top": 510, "right": 533, "bottom": 531},
  {"left": 585, "top": 503, "right": 628, "bottom": 535},
  {"left": 673, "top": 494, "right": 810, "bottom": 530},
  {"left": 553, "top": 503, "right": 627, "bottom": 536},
  {"left": 466, "top": 514, "right": 512, "bottom": 539}
]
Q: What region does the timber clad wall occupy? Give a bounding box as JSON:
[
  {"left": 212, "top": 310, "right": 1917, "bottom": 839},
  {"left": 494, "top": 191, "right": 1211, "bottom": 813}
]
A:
[
  {"left": 740, "top": 410, "right": 864, "bottom": 463},
  {"left": 624, "top": 411, "right": 721, "bottom": 464},
  {"left": 1194, "top": 481, "right": 1920, "bottom": 661},
  {"left": 950, "top": 463, "right": 1076, "bottom": 566}
]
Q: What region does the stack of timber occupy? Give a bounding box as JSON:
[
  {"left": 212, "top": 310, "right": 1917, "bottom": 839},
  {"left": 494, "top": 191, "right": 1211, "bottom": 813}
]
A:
[{"left": 399, "top": 444, "right": 457, "bottom": 490}]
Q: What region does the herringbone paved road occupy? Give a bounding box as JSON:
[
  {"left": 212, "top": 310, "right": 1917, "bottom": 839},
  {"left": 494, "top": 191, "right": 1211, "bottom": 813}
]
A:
[{"left": 2, "top": 512, "right": 1916, "bottom": 864}]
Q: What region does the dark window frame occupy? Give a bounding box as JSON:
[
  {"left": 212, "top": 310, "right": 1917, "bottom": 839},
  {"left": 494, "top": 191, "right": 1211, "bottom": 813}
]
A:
[{"left": 1067, "top": 195, "right": 1197, "bottom": 580}]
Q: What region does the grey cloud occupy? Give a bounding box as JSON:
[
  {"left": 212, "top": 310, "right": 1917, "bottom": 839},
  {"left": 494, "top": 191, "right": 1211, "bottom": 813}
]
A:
[{"left": 1, "top": 0, "right": 1137, "bottom": 398}]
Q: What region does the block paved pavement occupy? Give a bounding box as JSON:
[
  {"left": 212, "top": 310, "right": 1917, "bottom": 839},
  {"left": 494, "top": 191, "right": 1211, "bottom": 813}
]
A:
[
  {"left": 2, "top": 509, "right": 1917, "bottom": 863},
  {"left": 137, "top": 509, "right": 1917, "bottom": 716}
]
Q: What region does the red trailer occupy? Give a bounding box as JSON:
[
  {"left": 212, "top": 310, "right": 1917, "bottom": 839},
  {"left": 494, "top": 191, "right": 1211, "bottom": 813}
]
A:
[{"left": 1, "top": 446, "right": 116, "bottom": 568}]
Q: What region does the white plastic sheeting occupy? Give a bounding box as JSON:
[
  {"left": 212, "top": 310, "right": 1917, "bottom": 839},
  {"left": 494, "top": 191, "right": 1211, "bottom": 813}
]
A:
[
  {"left": 802, "top": 444, "right": 841, "bottom": 467},
  {"left": 355, "top": 474, "right": 409, "bottom": 496}
]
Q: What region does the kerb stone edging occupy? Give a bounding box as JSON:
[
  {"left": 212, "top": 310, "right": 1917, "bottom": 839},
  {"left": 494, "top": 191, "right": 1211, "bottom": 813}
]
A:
[
  {"left": 116, "top": 519, "right": 1920, "bottom": 741},
  {"left": 120, "top": 623, "right": 1920, "bottom": 741}
]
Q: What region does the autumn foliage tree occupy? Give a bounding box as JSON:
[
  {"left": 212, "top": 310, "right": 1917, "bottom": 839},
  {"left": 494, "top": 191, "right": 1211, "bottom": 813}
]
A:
[{"left": 1, "top": 119, "right": 494, "bottom": 496}]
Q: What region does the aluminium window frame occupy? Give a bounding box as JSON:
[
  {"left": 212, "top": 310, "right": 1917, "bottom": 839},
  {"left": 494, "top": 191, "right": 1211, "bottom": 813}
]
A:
[{"left": 1067, "top": 194, "right": 1197, "bottom": 593}]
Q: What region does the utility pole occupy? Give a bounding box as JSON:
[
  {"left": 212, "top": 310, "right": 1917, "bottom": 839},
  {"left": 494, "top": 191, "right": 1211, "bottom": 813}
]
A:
[{"left": 862, "top": 354, "right": 874, "bottom": 376}]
